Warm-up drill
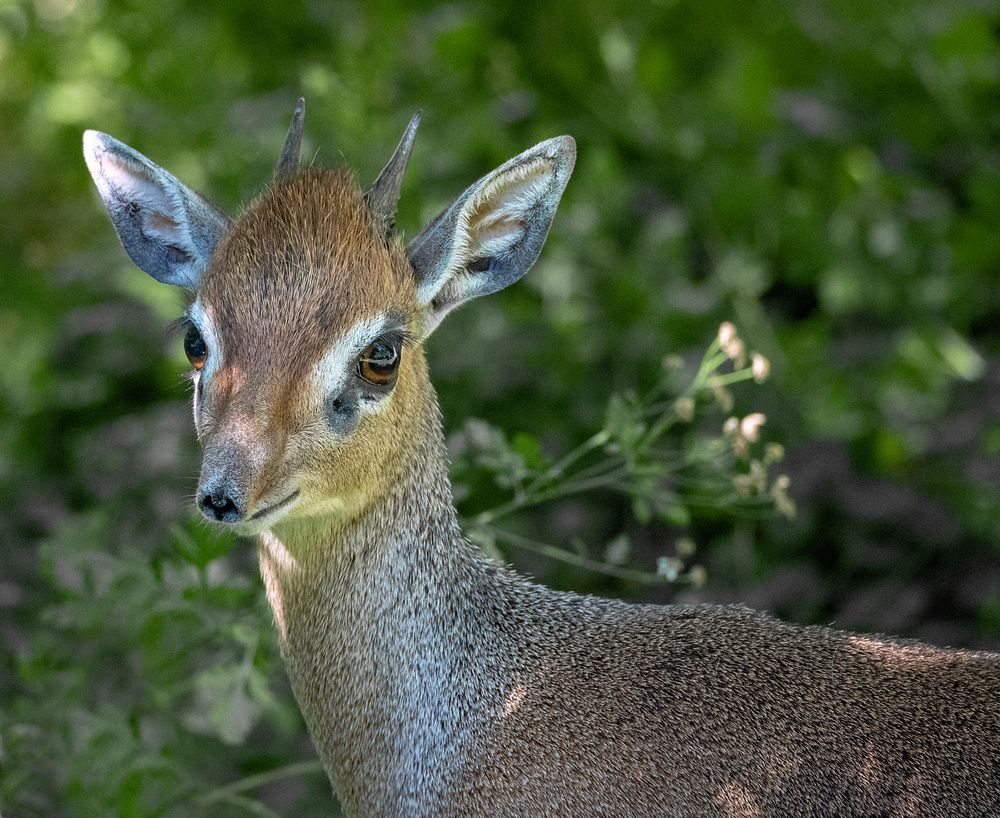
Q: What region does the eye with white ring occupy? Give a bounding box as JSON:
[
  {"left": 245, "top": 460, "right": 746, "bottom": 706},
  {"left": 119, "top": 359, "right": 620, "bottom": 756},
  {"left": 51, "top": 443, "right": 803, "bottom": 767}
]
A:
[
  {"left": 356, "top": 337, "right": 400, "bottom": 387},
  {"left": 184, "top": 324, "right": 208, "bottom": 370}
]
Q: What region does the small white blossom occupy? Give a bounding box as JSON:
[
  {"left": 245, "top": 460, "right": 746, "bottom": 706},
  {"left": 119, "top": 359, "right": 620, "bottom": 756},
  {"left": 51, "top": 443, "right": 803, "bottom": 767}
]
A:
[
  {"left": 751, "top": 353, "right": 770, "bottom": 383},
  {"left": 764, "top": 442, "right": 785, "bottom": 464},
  {"left": 718, "top": 321, "right": 737, "bottom": 346},
  {"left": 771, "top": 474, "right": 796, "bottom": 518},
  {"left": 687, "top": 564, "right": 707, "bottom": 588},
  {"left": 656, "top": 556, "right": 682, "bottom": 582},
  {"left": 676, "top": 537, "right": 696, "bottom": 557},
  {"left": 739, "top": 412, "right": 766, "bottom": 443},
  {"left": 710, "top": 378, "right": 734, "bottom": 411},
  {"left": 723, "top": 337, "right": 746, "bottom": 367}
]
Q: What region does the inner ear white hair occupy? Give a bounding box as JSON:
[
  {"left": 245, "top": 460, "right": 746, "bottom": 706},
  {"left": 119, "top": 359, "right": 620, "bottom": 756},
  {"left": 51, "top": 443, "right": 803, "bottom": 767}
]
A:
[
  {"left": 83, "top": 131, "right": 230, "bottom": 291},
  {"left": 406, "top": 135, "right": 575, "bottom": 334}
]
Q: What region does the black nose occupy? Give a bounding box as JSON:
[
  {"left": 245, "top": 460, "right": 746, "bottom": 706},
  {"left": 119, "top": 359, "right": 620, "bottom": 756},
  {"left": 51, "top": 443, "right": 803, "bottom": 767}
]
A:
[{"left": 198, "top": 489, "right": 244, "bottom": 523}]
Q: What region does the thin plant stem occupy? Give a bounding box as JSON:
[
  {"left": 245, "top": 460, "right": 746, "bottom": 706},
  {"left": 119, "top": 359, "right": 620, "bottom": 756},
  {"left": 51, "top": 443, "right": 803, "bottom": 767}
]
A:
[
  {"left": 214, "top": 792, "right": 285, "bottom": 818},
  {"left": 478, "top": 463, "right": 639, "bottom": 528},
  {"left": 532, "top": 466, "right": 633, "bottom": 504},
  {"left": 479, "top": 524, "right": 678, "bottom": 585},
  {"left": 523, "top": 429, "right": 611, "bottom": 495},
  {"left": 197, "top": 760, "right": 326, "bottom": 807},
  {"left": 558, "top": 453, "right": 628, "bottom": 485},
  {"left": 707, "top": 369, "right": 757, "bottom": 387}
]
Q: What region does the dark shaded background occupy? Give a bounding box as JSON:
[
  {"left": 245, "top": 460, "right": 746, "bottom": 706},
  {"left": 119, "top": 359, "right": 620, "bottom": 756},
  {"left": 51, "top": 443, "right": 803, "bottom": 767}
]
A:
[{"left": 2, "top": 0, "right": 1000, "bottom": 815}]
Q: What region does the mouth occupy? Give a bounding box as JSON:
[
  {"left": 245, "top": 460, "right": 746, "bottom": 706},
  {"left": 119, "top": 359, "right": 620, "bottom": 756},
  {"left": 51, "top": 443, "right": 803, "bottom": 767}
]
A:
[{"left": 249, "top": 489, "right": 301, "bottom": 522}]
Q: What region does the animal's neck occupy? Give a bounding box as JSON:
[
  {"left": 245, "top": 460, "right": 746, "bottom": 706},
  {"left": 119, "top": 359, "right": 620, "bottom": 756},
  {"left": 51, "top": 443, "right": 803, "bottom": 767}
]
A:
[{"left": 257, "top": 400, "right": 505, "bottom": 816}]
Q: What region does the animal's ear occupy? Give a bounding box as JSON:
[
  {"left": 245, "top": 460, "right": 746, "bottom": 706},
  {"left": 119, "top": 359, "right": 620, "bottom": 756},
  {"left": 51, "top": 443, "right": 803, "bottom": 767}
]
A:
[
  {"left": 406, "top": 135, "right": 575, "bottom": 335},
  {"left": 83, "top": 130, "right": 230, "bottom": 291}
]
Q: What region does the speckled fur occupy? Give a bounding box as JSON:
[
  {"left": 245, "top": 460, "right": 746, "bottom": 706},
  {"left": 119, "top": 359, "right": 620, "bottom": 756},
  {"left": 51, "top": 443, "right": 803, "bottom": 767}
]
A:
[
  {"left": 260, "top": 382, "right": 1000, "bottom": 818},
  {"left": 92, "top": 144, "right": 1000, "bottom": 817},
  {"left": 218, "top": 168, "right": 1000, "bottom": 818}
]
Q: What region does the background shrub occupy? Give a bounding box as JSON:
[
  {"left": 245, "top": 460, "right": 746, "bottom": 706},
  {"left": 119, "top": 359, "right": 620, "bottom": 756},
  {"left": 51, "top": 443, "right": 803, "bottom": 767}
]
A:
[{"left": 2, "top": 1, "right": 999, "bottom": 814}]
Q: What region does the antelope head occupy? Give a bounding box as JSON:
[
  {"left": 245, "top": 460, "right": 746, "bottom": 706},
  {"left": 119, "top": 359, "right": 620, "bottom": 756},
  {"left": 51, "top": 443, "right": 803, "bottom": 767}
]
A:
[{"left": 83, "top": 99, "right": 575, "bottom": 534}]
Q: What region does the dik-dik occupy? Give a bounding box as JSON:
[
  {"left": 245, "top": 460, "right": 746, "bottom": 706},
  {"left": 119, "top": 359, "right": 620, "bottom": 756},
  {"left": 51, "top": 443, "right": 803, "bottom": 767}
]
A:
[{"left": 84, "top": 99, "right": 1000, "bottom": 818}]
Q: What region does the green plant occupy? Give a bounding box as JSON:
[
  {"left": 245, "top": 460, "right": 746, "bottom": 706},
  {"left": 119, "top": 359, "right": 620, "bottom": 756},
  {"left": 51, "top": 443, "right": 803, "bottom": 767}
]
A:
[{"left": 456, "top": 321, "right": 791, "bottom": 587}]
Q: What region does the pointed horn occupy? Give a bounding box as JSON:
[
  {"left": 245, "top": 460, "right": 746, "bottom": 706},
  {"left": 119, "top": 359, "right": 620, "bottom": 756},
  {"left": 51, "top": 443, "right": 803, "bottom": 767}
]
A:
[
  {"left": 366, "top": 110, "right": 422, "bottom": 236},
  {"left": 275, "top": 97, "right": 305, "bottom": 179}
]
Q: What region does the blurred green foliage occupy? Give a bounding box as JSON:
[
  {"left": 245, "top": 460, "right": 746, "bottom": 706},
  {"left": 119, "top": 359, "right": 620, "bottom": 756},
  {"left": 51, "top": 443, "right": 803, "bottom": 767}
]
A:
[{"left": 2, "top": 0, "right": 1000, "bottom": 815}]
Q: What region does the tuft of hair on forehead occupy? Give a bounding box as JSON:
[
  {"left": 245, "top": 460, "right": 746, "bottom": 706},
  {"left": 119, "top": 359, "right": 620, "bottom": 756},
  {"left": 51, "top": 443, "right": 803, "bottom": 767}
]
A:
[{"left": 199, "top": 167, "right": 417, "bottom": 374}]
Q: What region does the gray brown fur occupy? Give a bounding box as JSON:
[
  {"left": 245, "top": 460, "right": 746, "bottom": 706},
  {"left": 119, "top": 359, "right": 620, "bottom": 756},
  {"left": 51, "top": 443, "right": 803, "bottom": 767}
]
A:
[
  {"left": 264, "top": 361, "right": 1000, "bottom": 818},
  {"left": 83, "top": 109, "right": 1000, "bottom": 818}
]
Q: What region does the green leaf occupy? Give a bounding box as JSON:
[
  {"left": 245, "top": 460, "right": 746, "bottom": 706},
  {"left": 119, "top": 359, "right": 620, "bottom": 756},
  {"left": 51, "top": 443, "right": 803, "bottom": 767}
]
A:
[
  {"left": 512, "top": 432, "right": 547, "bottom": 471},
  {"left": 605, "top": 392, "right": 646, "bottom": 455},
  {"left": 183, "top": 664, "right": 260, "bottom": 746}
]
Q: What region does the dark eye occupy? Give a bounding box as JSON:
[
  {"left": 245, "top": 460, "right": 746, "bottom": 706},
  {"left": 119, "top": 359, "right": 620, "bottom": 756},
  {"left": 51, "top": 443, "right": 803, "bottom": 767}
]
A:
[
  {"left": 184, "top": 325, "right": 208, "bottom": 371},
  {"left": 357, "top": 338, "right": 400, "bottom": 386}
]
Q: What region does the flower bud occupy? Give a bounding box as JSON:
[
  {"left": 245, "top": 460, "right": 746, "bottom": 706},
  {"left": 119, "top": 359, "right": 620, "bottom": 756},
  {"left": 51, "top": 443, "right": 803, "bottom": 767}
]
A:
[
  {"left": 751, "top": 353, "right": 770, "bottom": 383},
  {"left": 739, "top": 412, "right": 766, "bottom": 443},
  {"left": 718, "top": 321, "right": 737, "bottom": 346}
]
